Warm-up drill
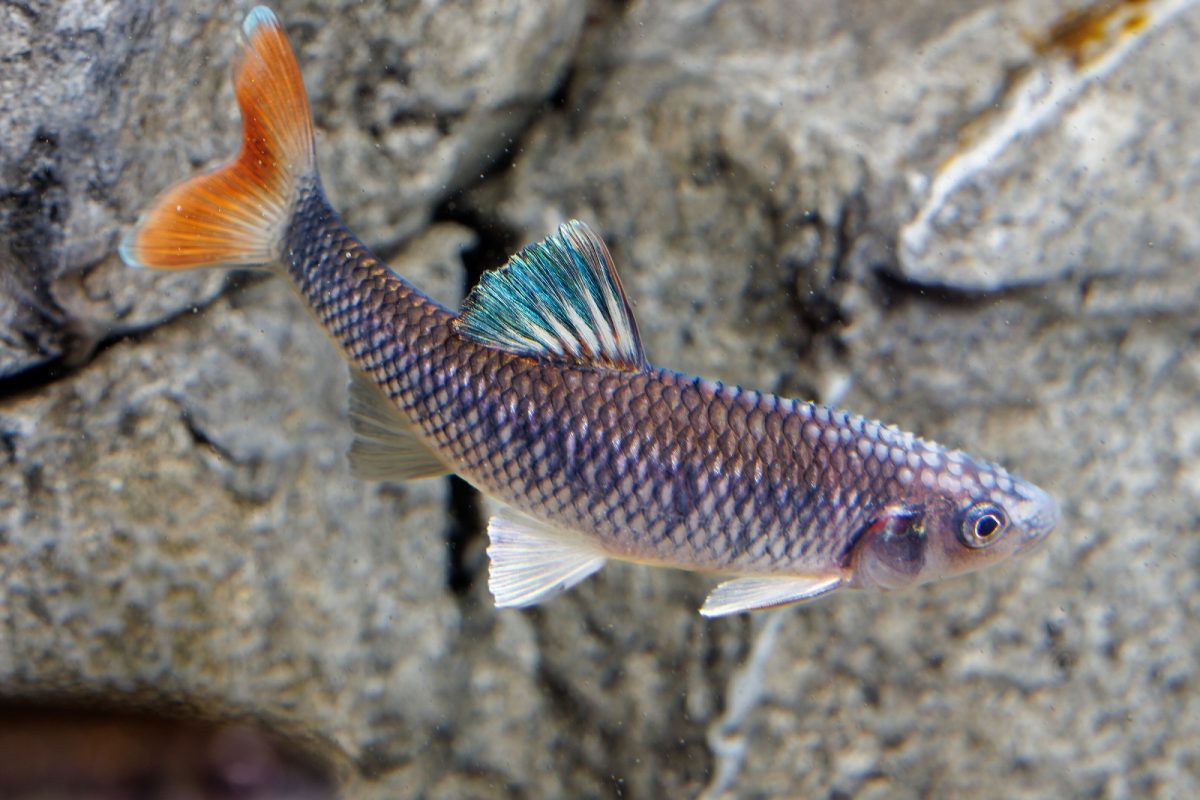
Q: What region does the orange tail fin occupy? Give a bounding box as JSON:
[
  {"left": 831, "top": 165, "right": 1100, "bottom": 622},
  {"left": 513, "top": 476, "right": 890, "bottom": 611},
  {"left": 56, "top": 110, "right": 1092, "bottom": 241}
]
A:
[{"left": 120, "top": 7, "right": 315, "bottom": 271}]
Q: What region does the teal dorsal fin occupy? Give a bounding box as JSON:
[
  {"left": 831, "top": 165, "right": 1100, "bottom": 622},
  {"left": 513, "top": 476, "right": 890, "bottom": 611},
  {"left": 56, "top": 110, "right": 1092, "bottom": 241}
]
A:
[{"left": 454, "top": 220, "right": 647, "bottom": 370}]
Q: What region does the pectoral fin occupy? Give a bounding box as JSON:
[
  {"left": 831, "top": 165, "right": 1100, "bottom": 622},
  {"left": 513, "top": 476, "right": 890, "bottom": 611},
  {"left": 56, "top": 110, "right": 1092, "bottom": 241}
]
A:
[
  {"left": 347, "top": 371, "right": 449, "bottom": 481},
  {"left": 699, "top": 574, "right": 845, "bottom": 617},
  {"left": 486, "top": 507, "right": 608, "bottom": 608}
]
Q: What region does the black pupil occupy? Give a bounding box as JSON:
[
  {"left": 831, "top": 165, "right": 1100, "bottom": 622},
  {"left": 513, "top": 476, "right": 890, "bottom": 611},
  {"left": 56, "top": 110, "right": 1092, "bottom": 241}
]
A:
[{"left": 976, "top": 514, "right": 1001, "bottom": 538}]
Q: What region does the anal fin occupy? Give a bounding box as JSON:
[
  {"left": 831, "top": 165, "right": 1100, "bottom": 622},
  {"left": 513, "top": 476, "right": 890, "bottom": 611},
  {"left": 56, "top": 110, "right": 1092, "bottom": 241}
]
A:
[
  {"left": 700, "top": 574, "right": 844, "bottom": 617},
  {"left": 348, "top": 371, "right": 448, "bottom": 481},
  {"left": 487, "top": 507, "right": 608, "bottom": 608}
]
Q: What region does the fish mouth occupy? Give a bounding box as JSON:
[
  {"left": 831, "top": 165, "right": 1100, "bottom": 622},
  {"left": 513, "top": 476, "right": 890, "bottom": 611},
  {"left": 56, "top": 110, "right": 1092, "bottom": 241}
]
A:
[{"left": 1011, "top": 482, "right": 1060, "bottom": 556}]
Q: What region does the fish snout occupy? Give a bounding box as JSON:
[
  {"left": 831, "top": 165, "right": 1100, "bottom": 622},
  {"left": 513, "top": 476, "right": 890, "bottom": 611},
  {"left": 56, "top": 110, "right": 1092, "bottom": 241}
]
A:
[{"left": 1010, "top": 481, "right": 1060, "bottom": 555}]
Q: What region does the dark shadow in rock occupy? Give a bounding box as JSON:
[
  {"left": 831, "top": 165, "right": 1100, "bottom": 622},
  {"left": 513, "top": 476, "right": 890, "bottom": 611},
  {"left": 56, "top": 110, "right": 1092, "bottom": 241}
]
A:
[{"left": 0, "top": 704, "right": 336, "bottom": 800}]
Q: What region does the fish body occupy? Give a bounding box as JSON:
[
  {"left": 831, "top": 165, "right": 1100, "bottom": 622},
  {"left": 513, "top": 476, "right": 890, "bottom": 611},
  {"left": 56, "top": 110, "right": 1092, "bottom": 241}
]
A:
[{"left": 121, "top": 7, "right": 1059, "bottom": 616}]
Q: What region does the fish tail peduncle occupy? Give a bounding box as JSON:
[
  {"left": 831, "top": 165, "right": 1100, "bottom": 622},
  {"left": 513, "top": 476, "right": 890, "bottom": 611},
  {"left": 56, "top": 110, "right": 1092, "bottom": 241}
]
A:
[{"left": 120, "top": 6, "right": 316, "bottom": 271}]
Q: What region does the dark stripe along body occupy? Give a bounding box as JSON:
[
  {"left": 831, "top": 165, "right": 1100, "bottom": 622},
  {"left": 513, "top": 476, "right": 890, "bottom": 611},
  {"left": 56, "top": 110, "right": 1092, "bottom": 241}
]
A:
[{"left": 284, "top": 184, "right": 1021, "bottom": 578}]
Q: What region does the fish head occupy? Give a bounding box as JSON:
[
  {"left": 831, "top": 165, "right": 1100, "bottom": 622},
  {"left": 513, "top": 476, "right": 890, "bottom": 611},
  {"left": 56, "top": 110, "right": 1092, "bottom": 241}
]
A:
[{"left": 849, "top": 453, "right": 1059, "bottom": 592}]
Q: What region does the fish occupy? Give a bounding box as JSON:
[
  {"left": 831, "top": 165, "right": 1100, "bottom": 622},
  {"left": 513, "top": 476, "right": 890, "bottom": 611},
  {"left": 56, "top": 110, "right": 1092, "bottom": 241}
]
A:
[{"left": 120, "top": 6, "right": 1059, "bottom": 617}]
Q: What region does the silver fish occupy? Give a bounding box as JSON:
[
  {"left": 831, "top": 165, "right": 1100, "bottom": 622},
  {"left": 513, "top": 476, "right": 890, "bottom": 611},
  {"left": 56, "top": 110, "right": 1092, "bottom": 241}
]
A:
[{"left": 120, "top": 6, "right": 1059, "bottom": 616}]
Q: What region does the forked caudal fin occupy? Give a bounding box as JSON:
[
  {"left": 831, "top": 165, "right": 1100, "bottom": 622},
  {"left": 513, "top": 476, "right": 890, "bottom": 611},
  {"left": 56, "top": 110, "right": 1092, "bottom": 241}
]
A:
[{"left": 120, "top": 6, "right": 315, "bottom": 271}]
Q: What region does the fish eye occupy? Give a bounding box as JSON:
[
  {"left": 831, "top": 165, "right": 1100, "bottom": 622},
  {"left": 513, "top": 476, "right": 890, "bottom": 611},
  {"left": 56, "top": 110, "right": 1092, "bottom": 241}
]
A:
[{"left": 960, "top": 502, "right": 1008, "bottom": 548}]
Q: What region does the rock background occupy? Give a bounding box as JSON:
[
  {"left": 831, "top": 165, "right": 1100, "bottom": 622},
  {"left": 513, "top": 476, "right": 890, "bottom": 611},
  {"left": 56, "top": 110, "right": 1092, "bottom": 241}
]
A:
[{"left": 1, "top": 1, "right": 1198, "bottom": 798}]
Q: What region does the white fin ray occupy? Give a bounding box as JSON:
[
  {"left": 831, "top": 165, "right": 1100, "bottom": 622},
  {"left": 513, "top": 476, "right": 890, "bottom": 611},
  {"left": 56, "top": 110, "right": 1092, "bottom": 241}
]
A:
[
  {"left": 455, "top": 220, "right": 647, "bottom": 371},
  {"left": 486, "top": 507, "right": 608, "bottom": 607},
  {"left": 347, "top": 371, "right": 448, "bottom": 481},
  {"left": 700, "top": 574, "right": 845, "bottom": 617}
]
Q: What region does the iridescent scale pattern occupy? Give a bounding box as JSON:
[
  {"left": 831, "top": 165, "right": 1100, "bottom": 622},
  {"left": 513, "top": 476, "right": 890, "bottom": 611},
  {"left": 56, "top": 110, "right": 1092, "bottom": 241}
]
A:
[{"left": 284, "top": 183, "right": 1010, "bottom": 577}]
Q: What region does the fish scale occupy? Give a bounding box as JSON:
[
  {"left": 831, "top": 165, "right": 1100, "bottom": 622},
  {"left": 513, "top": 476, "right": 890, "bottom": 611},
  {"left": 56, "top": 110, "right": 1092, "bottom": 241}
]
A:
[
  {"left": 119, "top": 6, "right": 1058, "bottom": 616},
  {"left": 286, "top": 181, "right": 1028, "bottom": 575},
  {"left": 287, "top": 181, "right": 890, "bottom": 573}
]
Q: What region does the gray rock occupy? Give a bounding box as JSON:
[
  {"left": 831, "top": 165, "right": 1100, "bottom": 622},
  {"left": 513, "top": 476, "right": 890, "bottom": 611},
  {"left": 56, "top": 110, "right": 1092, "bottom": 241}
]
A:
[
  {"left": 2, "top": 0, "right": 1198, "bottom": 798},
  {"left": 0, "top": 0, "right": 583, "bottom": 377},
  {"left": 0, "top": 272, "right": 458, "bottom": 773}
]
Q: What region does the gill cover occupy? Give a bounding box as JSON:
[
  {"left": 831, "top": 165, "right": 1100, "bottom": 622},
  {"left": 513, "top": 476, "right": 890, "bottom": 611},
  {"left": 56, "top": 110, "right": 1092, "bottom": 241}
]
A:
[{"left": 851, "top": 505, "right": 927, "bottom": 591}]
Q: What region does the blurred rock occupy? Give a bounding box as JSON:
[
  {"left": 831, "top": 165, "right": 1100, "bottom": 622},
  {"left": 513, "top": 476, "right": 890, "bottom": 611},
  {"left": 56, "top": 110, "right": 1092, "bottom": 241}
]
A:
[
  {"left": 0, "top": 708, "right": 334, "bottom": 800},
  {"left": 1, "top": 1, "right": 1198, "bottom": 798}
]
